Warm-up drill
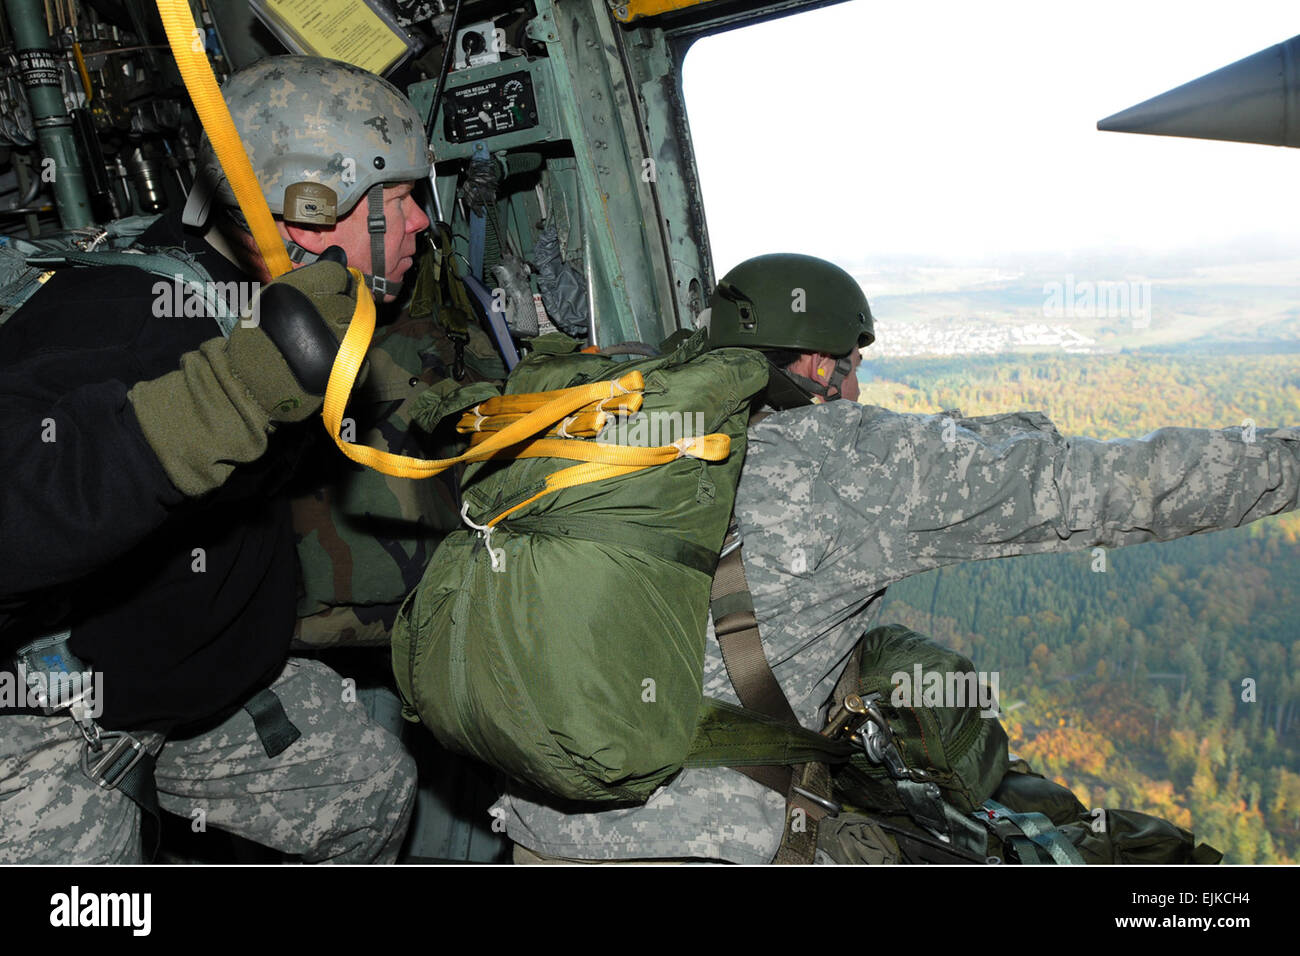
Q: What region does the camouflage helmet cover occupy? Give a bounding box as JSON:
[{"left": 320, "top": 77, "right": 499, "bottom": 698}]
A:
[
  {"left": 201, "top": 55, "right": 433, "bottom": 223},
  {"left": 706, "top": 253, "right": 874, "bottom": 356}
]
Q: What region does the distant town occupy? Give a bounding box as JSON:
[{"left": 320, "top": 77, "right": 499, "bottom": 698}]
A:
[{"left": 870, "top": 320, "right": 1101, "bottom": 357}]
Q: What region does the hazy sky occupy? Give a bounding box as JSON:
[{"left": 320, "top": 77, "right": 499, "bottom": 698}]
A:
[{"left": 682, "top": 1, "right": 1300, "bottom": 276}]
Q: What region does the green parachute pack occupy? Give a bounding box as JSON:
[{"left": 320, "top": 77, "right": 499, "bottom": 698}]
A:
[{"left": 393, "top": 330, "right": 770, "bottom": 801}]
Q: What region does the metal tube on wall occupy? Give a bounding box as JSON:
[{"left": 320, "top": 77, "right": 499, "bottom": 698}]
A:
[{"left": 3, "top": 0, "right": 93, "bottom": 227}]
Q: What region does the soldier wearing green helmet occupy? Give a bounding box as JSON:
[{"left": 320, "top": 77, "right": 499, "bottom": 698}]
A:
[
  {"left": 498, "top": 248, "right": 1300, "bottom": 865},
  {"left": 706, "top": 253, "right": 874, "bottom": 407}
]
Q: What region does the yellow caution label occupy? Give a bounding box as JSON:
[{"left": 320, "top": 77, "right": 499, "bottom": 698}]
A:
[{"left": 255, "top": 0, "right": 409, "bottom": 75}]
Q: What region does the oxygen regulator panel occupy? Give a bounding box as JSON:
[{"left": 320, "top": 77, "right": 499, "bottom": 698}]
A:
[
  {"left": 442, "top": 69, "right": 542, "bottom": 148},
  {"left": 412, "top": 56, "right": 558, "bottom": 158}
]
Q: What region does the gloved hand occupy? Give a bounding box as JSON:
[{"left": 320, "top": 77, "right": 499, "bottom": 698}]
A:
[
  {"left": 227, "top": 255, "right": 360, "bottom": 420},
  {"left": 128, "top": 251, "right": 363, "bottom": 497}
]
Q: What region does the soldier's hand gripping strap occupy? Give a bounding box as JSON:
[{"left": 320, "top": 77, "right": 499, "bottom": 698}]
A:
[
  {"left": 252, "top": 258, "right": 357, "bottom": 395},
  {"left": 128, "top": 261, "right": 367, "bottom": 497}
]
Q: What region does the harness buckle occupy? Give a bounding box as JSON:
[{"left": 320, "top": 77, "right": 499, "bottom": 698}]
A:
[
  {"left": 14, "top": 632, "right": 93, "bottom": 717},
  {"left": 823, "top": 692, "right": 870, "bottom": 740},
  {"left": 718, "top": 521, "right": 742, "bottom": 560},
  {"left": 851, "top": 694, "right": 926, "bottom": 782},
  {"left": 82, "top": 731, "right": 146, "bottom": 791}
]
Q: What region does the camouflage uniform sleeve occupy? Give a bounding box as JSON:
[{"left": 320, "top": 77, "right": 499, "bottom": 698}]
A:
[{"left": 813, "top": 403, "right": 1300, "bottom": 580}]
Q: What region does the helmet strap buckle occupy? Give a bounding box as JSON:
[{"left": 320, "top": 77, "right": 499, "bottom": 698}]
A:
[{"left": 367, "top": 185, "right": 387, "bottom": 297}]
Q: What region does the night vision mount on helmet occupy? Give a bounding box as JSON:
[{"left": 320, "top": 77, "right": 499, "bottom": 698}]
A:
[
  {"left": 706, "top": 253, "right": 874, "bottom": 407},
  {"left": 184, "top": 55, "right": 434, "bottom": 298}
]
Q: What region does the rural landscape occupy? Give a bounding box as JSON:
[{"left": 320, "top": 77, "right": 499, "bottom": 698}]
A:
[{"left": 861, "top": 344, "right": 1300, "bottom": 863}]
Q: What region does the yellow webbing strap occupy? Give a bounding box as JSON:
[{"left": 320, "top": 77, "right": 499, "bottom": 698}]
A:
[
  {"left": 321, "top": 294, "right": 659, "bottom": 478},
  {"left": 463, "top": 409, "right": 610, "bottom": 442},
  {"left": 155, "top": 0, "right": 292, "bottom": 279},
  {"left": 499, "top": 434, "right": 730, "bottom": 466},
  {"left": 319, "top": 281, "right": 730, "bottom": 516},
  {"left": 466, "top": 390, "right": 643, "bottom": 418},
  {"left": 485, "top": 433, "right": 730, "bottom": 526}
]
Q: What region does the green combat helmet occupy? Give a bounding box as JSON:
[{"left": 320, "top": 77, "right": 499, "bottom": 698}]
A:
[
  {"left": 184, "top": 55, "right": 433, "bottom": 297},
  {"left": 706, "top": 253, "right": 874, "bottom": 407}
]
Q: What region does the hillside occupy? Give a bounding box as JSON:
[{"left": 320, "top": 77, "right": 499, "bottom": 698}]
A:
[{"left": 861, "top": 351, "right": 1300, "bottom": 863}]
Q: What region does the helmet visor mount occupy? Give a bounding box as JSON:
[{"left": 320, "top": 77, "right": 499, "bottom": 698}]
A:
[
  {"left": 713, "top": 279, "right": 758, "bottom": 337},
  {"left": 283, "top": 182, "right": 339, "bottom": 226}
]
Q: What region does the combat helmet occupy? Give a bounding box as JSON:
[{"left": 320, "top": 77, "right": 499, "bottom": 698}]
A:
[
  {"left": 185, "top": 55, "right": 433, "bottom": 296},
  {"left": 706, "top": 253, "right": 874, "bottom": 406}
]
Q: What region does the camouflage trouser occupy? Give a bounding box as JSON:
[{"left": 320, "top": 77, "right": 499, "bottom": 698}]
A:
[
  {"left": 0, "top": 658, "right": 416, "bottom": 864},
  {"left": 512, "top": 844, "right": 718, "bottom": 865}
]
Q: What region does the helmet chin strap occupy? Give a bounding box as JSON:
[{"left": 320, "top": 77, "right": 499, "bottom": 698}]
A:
[
  {"left": 280, "top": 184, "right": 403, "bottom": 299},
  {"left": 365, "top": 184, "right": 400, "bottom": 298},
  {"left": 781, "top": 354, "right": 854, "bottom": 403},
  {"left": 283, "top": 239, "right": 401, "bottom": 298}
]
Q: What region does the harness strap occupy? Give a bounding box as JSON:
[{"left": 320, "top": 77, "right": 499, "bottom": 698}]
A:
[
  {"left": 242, "top": 688, "right": 302, "bottom": 758},
  {"left": 980, "top": 798, "right": 1085, "bottom": 865},
  {"left": 711, "top": 535, "right": 800, "bottom": 727},
  {"left": 709, "top": 525, "right": 837, "bottom": 864},
  {"left": 425, "top": 224, "right": 474, "bottom": 380},
  {"left": 29, "top": 248, "right": 238, "bottom": 337},
  {"left": 773, "top": 761, "right": 835, "bottom": 864},
  {"left": 94, "top": 741, "right": 159, "bottom": 827}
]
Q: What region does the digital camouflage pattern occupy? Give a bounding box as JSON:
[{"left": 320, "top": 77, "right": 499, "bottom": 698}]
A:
[
  {"left": 202, "top": 56, "right": 433, "bottom": 219},
  {"left": 291, "top": 310, "right": 502, "bottom": 648},
  {"left": 0, "top": 658, "right": 415, "bottom": 863},
  {"left": 496, "top": 401, "right": 1300, "bottom": 862}
]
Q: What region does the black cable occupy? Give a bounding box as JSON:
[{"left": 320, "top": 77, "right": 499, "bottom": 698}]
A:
[{"left": 424, "top": 0, "right": 465, "bottom": 136}]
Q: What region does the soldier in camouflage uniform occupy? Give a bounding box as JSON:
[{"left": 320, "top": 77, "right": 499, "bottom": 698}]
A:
[
  {"left": 496, "top": 253, "right": 1300, "bottom": 863},
  {"left": 290, "top": 295, "right": 504, "bottom": 650},
  {"left": 0, "top": 57, "right": 434, "bottom": 862}
]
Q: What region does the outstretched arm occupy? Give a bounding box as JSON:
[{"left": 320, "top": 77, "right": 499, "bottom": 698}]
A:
[{"left": 748, "top": 402, "right": 1300, "bottom": 586}]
